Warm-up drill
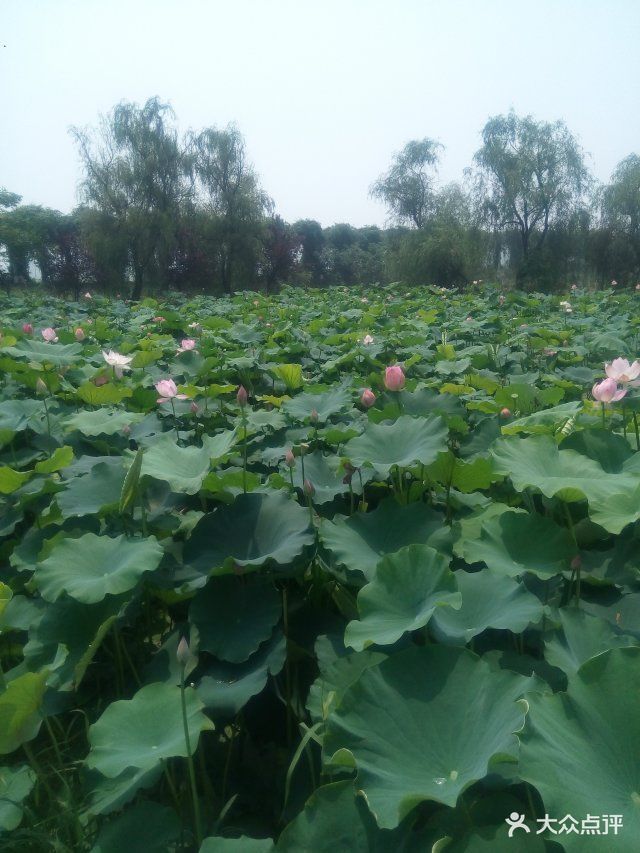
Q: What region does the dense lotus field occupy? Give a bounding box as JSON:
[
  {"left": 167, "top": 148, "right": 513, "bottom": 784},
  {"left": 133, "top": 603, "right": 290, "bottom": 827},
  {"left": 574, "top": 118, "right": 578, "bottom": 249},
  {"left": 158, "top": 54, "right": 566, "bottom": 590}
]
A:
[{"left": 2, "top": 282, "right": 640, "bottom": 852}]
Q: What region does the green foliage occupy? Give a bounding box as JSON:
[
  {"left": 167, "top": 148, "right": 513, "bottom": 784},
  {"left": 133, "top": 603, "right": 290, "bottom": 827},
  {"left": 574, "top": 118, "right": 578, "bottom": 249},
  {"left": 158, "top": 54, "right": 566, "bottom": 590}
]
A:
[{"left": 1, "top": 283, "right": 640, "bottom": 850}]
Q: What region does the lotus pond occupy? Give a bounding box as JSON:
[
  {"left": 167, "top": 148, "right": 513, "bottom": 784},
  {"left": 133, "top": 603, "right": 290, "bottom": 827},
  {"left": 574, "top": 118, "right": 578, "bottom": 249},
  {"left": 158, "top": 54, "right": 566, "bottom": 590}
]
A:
[{"left": 1, "top": 283, "right": 639, "bottom": 852}]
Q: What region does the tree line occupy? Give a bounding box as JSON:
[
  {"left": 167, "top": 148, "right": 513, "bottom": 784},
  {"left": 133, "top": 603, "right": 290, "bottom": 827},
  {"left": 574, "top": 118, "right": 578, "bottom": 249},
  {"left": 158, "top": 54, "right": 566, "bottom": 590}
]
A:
[{"left": 1, "top": 97, "right": 639, "bottom": 296}]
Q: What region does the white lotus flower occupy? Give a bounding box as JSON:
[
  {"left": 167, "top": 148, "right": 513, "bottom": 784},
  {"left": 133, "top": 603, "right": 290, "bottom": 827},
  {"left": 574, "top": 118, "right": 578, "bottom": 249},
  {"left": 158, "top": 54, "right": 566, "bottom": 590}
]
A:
[
  {"left": 362, "top": 334, "right": 374, "bottom": 345},
  {"left": 604, "top": 357, "right": 640, "bottom": 384},
  {"left": 102, "top": 349, "right": 133, "bottom": 378}
]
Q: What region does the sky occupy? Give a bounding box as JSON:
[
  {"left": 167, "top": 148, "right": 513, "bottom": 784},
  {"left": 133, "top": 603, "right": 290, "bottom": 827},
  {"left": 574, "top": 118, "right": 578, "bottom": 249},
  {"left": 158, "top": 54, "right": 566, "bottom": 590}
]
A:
[{"left": 1, "top": 0, "right": 639, "bottom": 227}]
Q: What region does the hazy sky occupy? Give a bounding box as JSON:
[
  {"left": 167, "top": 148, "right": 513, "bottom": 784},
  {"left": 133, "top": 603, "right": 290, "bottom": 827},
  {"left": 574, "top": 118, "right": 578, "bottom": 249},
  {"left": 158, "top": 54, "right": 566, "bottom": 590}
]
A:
[{"left": 2, "top": 0, "right": 639, "bottom": 227}]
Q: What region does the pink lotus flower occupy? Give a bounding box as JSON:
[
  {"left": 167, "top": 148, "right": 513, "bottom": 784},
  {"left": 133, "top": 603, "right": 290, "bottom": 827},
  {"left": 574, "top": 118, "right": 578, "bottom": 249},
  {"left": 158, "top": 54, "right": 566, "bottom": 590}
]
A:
[
  {"left": 176, "top": 338, "right": 197, "bottom": 354},
  {"left": 155, "top": 378, "right": 188, "bottom": 404},
  {"left": 604, "top": 358, "right": 640, "bottom": 384},
  {"left": 361, "top": 388, "right": 376, "bottom": 407},
  {"left": 152, "top": 316, "right": 166, "bottom": 323},
  {"left": 22, "top": 323, "right": 33, "bottom": 334},
  {"left": 74, "top": 328, "right": 85, "bottom": 341},
  {"left": 500, "top": 407, "right": 511, "bottom": 418},
  {"left": 592, "top": 378, "right": 627, "bottom": 403},
  {"left": 41, "top": 327, "right": 58, "bottom": 343},
  {"left": 384, "top": 365, "right": 405, "bottom": 392}
]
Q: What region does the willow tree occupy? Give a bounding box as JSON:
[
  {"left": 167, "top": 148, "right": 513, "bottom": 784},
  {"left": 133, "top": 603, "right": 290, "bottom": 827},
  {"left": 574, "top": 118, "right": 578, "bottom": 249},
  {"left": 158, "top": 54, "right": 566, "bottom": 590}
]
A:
[
  {"left": 370, "top": 138, "right": 443, "bottom": 229},
  {"left": 189, "top": 124, "right": 270, "bottom": 293},
  {"left": 471, "top": 111, "right": 590, "bottom": 284},
  {"left": 71, "top": 97, "right": 189, "bottom": 298}
]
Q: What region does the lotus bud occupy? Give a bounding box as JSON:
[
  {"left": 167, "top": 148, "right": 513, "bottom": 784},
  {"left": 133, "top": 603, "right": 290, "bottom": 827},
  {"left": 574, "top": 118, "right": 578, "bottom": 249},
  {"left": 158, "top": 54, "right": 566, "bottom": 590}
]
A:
[
  {"left": 122, "top": 424, "right": 131, "bottom": 436},
  {"left": 384, "top": 364, "right": 405, "bottom": 391},
  {"left": 74, "top": 327, "right": 85, "bottom": 341},
  {"left": 22, "top": 323, "right": 33, "bottom": 334},
  {"left": 500, "top": 407, "right": 511, "bottom": 418},
  {"left": 190, "top": 401, "right": 199, "bottom": 414},
  {"left": 176, "top": 636, "right": 190, "bottom": 667},
  {"left": 36, "top": 377, "right": 48, "bottom": 395},
  {"left": 303, "top": 478, "right": 315, "bottom": 497},
  {"left": 237, "top": 385, "right": 248, "bottom": 407},
  {"left": 310, "top": 408, "right": 319, "bottom": 424},
  {"left": 361, "top": 388, "right": 376, "bottom": 408},
  {"left": 285, "top": 448, "right": 295, "bottom": 467}
]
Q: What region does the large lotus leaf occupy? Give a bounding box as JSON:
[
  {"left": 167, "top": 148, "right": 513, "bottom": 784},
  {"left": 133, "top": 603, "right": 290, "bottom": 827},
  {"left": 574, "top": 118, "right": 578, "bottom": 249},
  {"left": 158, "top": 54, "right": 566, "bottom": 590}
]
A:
[
  {"left": 56, "top": 460, "right": 125, "bottom": 519},
  {"left": 86, "top": 681, "right": 214, "bottom": 778},
  {"left": 0, "top": 466, "right": 30, "bottom": 494},
  {"left": 344, "top": 415, "right": 448, "bottom": 474},
  {"left": 519, "top": 648, "right": 640, "bottom": 851},
  {"left": 0, "top": 764, "right": 36, "bottom": 832},
  {"left": 190, "top": 575, "right": 281, "bottom": 662},
  {"left": 197, "top": 631, "right": 286, "bottom": 717},
  {"left": 320, "top": 499, "right": 452, "bottom": 580},
  {"left": 77, "top": 382, "right": 133, "bottom": 406},
  {"left": 345, "top": 545, "right": 460, "bottom": 651},
  {"left": 276, "top": 781, "right": 409, "bottom": 852},
  {"left": 560, "top": 428, "right": 633, "bottom": 472},
  {"left": 0, "top": 671, "right": 47, "bottom": 755},
  {"left": 430, "top": 569, "right": 544, "bottom": 644},
  {"left": 491, "top": 435, "right": 640, "bottom": 533},
  {"left": 500, "top": 401, "right": 582, "bottom": 436},
  {"left": 34, "top": 532, "right": 164, "bottom": 603},
  {"left": 90, "top": 800, "right": 181, "bottom": 853},
  {"left": 307, "top": 649, "right": 387, "bottom": 724},
  {"left": 491, "top": 435, "right": 606, "bottom": 502},
  {"left": 24, "top": 594, "right": 127, "bottom": 690},
  {"left": 325, "top": 645, "right": 534, "bottom": 828},
  {"left": 184, "top": 492, "right": 314, "bottom": 575},
  {"left": 201, "top": 837, "right": 274, "bottom": 852},
  {"left": 85, "top": 766, "right": 162, "bottom": 818},
  {"left": 426, "top": 451, "right": 496, "bottom": 493},
  {"left": 34, "top": 445, "right": 74, "bottom": 474},
  {"left": 3, "top": 339, "right": 82, "bottom": 365},
  {"left": 140, "top": 431, "right": 236, "bottom": 494},
  {"left": 544, "top": 608, "right": 638, "bottom": 675},
  {"left": 453, "top": 501, "right": 526, "bottom": 557},
  {"left": 282, "top": 386, "right": 353, "bottom": 423},
  {"left": 0, "top": 399, "right": 42, "bottom": 443},
  {"left": 65, "top": 408, "right": 145, "bottom": 436},
  {"left": 463, "top": 510, "right": 574, "bottom": 578}
]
